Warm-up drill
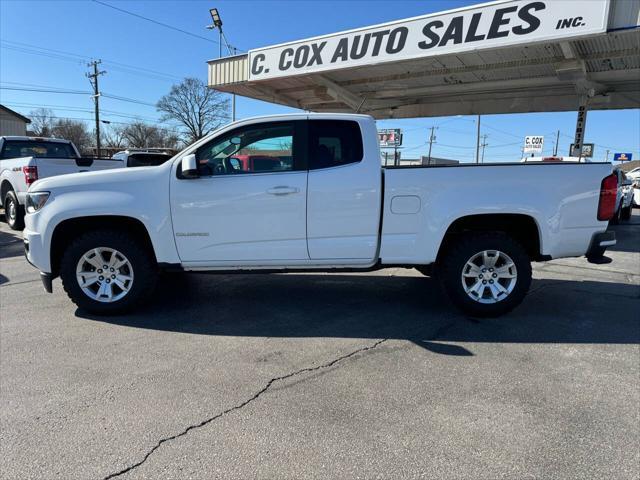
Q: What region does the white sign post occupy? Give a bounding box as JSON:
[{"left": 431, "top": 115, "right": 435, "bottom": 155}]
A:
[
  {"left": 524, "top": 135, "right": 544, "bottom": 154},
  {"left": 248, "top": 0, "right": 610, "bottom": 81}
]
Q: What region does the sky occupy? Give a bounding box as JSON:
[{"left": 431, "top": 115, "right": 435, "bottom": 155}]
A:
[{"left": 0, "top": 0, "right": 638, "bottom": 164}]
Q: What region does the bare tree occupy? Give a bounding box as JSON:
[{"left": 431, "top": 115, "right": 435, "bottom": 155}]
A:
[
  {"left": 116, "top": 121, "right": 180, "bottom": 149},
  {"left": 51, "top": 119, "right": 92, "bottom": 152},
  {"left": 29, "top": 108, "right": 57, "bottom": 136},
  {"left": 156, "top": 77, "right": 229, "bottom": 143},
  {"left": 102, "top": 124, "right": 128, "bottom": 150}
]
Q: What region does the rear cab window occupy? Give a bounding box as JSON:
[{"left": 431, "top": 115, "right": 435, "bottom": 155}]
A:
[
  {"left": 308, "top": 120, "right": 363, "bottom": 170},
  {"left": 0, "top": 140, "right": 76, "bottom": 159}
]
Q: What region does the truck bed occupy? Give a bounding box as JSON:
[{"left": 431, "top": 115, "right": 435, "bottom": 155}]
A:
[{"left": 380, "top": 161, "right": 613, "bottom": 264}]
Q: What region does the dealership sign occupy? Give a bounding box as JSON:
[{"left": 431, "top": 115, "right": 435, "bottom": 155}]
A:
[
  {"left": 570, "top": 143, "right": 594, "bottom": 157},
  {"left": 613, "top": 153, "right": 632, "bottom": 161},
  {"left": 378, "top": 129, "right": 403, "bottom": 147},
  {"left": 248, "top": 0, "right": 610, "bottom": 80},
  {"left": 524, "top": 135, "right": 544, "bottom": 153}
]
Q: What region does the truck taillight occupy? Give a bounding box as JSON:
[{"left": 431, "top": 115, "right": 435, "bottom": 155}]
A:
[
  {"left": 22, "top": 166, "right": 38, "bottom": 185},
  {"left": 597, "top": 173, "right": 617, "bottom": 221}
]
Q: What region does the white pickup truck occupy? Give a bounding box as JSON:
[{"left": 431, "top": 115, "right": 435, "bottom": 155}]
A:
[
  {"left": 0, "top": 136, "right": 123, "bottom": 230},
  {"left": 23, "top": 114, "right": 618, "bottom": 317}
]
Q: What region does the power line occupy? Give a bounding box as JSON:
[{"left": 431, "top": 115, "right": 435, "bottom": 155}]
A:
[
  {"left": 3, "top": 101, "right": 178, "bottom": 126},
  {"left": 1, "top": 40, "right": 183, "bottom": 83},
  {"left": 92, "top": 0, "right": 224, "bottom": 46},
  {"left": 1, "top": 80, "right": 88, "bottom": 90},
  {"left": 101, "top": 93, "right": 157, "bottom": 107},
  {"left": 42, "top": 115, "right": 182, "bottom": 132},
  {"left": 559, "top": 132, "right": 639, "bottom": 155},
  {"left": 0, "top": 81, "right": 158, "bottom": 108},
  {"left": 0, "top": 86, "right": 91, "bottom": 95}
]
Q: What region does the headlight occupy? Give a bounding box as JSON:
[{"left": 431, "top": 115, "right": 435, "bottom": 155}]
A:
[{"left": 25, "top": 191, "right": 50, "bottom": 214}]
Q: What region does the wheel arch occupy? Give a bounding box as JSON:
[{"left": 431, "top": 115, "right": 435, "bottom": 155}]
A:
[
  {"left": 0, "top": 179, "right": 14, "bottom": 206},
  {"left": 438, "top": 213, "right": 543, "bottom": 261},
  {"left": 50, "top": 215, "right": 156, "bottom": 277}
]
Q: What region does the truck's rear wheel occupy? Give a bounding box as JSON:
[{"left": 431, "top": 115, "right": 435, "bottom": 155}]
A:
[
  {"left": 621, "top": 204, "right": 632, "bottom": 221},
  {"left": 439, "top": 232, "right": 532, "bottom": 318},
  {"left": 4, "top": 190, "right": 24, "bottom": 231},
  {"left": 610, "top": 201, "right": 623, "bottom": 225},
  {"left": 60, "top": 230, "right": 157, "bottom": 315}
]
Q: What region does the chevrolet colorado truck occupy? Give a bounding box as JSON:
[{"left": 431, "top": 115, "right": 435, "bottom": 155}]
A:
[
  {"left": 0, "top": 136, "right": 123, "bottom": 230},
  {"left": 23, "top": 114, "right": 618, "bottom": 317}
]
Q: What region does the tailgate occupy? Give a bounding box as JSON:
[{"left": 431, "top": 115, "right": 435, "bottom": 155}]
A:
[
  {"left": 76, "top": 158, "right": 125, "bottom": 172},
  {"left": 37, "top": 157, "right": 124, "bottom": 177},
  {"left": 35, "top": 157, "right": 88, "bottom": 179}
]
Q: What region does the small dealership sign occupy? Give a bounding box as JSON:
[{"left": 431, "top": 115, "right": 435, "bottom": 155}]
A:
[
  {"left": 378, "top": 129, "right": 403, "bottom": 147},
  {"left": 613, "top": 153, "right": 632, "bottom": 161},
  {"left": 570, "top": 143, "right": 594, "bottom": 157},
  {"left": 248, "top": 0, "right": 610, "bottom": 80},
  {"left": 524, "top": 135, "right": 544, "bottom": 153}
]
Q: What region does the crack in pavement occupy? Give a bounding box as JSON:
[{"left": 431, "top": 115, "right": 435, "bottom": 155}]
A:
[{"left": 102, "top": 338, "right": 388, "bottom": 479}]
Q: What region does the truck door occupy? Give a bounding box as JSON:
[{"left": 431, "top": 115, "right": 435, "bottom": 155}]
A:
[
  {"left": 170, "top": 121, "right": 309, "bottom": 263},
  {"left": 306, "top": 119, "right": 381, "bottom": 261}
]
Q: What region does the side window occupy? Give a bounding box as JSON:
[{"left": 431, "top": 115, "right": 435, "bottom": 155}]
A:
[
  {"left": 308, "top": 120, "right": 363, "bottom": 170},
  {"left": 195, "top": 122, "right": 295, "bottom": 176}
]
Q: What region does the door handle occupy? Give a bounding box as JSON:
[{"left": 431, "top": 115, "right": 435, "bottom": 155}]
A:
[{"left": 267, "top": 186, "right": 299, "bottom": 195}]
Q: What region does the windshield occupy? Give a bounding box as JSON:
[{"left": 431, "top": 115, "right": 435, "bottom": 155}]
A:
[{"left": 0, "top": 140, "right": 76, "bottom": 159}]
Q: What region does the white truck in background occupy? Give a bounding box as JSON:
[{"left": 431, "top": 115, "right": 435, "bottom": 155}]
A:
[
  {"left": 0, "top": 136, "right": 124, "bottom": 230},
  {"left": 111, "top": 149, "right": 173, "bottom": 167},
  {"left": 23, "top": 114, "right": 618, "bottom": 317}
]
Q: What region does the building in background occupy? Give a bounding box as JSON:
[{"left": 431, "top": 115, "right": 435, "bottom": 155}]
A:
[
  {"left": 619, "top": 160, "right": 640, "bottom": 173},
  {"left": 0, "top": 105, "right": 31, "bottom": 136},
  {"left": 420, "top": 157, "right": 460, "bottom": 166}
]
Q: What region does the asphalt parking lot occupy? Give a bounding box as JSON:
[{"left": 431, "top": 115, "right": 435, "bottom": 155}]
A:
[{"left": 1, "top": 212, "right": 638, "bottom": 480}]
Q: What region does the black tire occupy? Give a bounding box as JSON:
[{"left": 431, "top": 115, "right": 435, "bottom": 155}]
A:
[
  {"left": 610, "top": 202, "right": 623, "bottom": 225},
  {"left": 3, "top": 190, "right": 24, "bottom": 231},
  {"left": 621, "top": 205, "right": 632, "bottom": 221},
  {"left": 60, "top": 229, "right": 158, "bottom": 315},
  {"left": 438, "top": 232, "right": 532, "bottom": 318}
]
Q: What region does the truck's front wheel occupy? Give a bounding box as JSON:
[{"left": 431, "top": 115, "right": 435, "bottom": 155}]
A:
[
  {"left": 439, "top": 232, "right": 532, "bottom": 318},
  {"left": 60, "top": 230, "right": 157, "bottom": 315}
]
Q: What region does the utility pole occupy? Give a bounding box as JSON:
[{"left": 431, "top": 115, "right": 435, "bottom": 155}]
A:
[
  {"left": 553, "top": 129, "right": 560, "bottom": 156},
  {"left": 475, "top": 114, "right": 481, "bottom": 164},
  {"left": 427, "top": 126, "right": 437, "bottom": 165},
  {"left": 86, "top": 60, "right": 106, "bottom": 157},
  {"left": 480, "top": 134, "right": 488, "bottom": 163},
  {"left": 605, "top": 149, "right": 610, "bottom": 162}
]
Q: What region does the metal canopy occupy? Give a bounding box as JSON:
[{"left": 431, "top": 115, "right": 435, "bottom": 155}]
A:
[{"left": 208, "top": 1, "right": 640, "bottom": 119}]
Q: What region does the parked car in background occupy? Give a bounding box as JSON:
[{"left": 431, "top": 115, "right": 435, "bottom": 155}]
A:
[
  {"left": 612, "top": 169, "right": 633, "bottom": 223},
  {"left": 0, "top": 136, "right": 124, "bottom": 230},
  {"left": 625, "top": 166, "right": 640, "bottom": 181},
  {"left": 23, "top": 114, "right": 619, "bottom": 318},
  {"left": 632, "top": 179, "right": 640, "bottom": 208},
  {"left": 230, "top": 154, "right": 292, "bottom": 173},
  {"left": 111, "top": 149, "right": 173, "bottom": 168}
]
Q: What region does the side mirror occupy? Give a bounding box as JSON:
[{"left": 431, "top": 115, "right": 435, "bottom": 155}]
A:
[{"left": 181, "top": 154, "right": 198, "bottom": 178}]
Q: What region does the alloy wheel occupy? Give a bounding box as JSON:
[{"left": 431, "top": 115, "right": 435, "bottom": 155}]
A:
[{"left": 461, "top": 249, "right": 517, "bottom": 304}]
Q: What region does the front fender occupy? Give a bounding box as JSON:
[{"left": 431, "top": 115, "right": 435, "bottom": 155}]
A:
[{"left": 24, "top": 189, "right": 180, "bottom": 273}]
